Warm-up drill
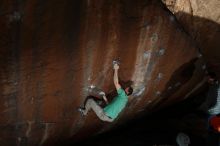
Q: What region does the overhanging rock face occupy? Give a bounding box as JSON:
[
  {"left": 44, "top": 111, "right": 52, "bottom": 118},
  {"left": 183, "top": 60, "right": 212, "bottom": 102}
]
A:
[
  {"left": 162, "top": 0, "right": 220, "bottom": 78},
  {"left": 0, "top": 0, "right": 205, "bottom": 145}
]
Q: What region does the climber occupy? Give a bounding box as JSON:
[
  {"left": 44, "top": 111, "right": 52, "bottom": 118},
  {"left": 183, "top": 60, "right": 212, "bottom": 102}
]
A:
[{"left": 78, "top": 62, "right": 133, "bottom": 122}]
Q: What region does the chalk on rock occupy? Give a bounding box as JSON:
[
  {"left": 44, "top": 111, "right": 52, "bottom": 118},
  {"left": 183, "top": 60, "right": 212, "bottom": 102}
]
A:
[{"left": 112, "top": 60, "right": 120, "bottom": 65}]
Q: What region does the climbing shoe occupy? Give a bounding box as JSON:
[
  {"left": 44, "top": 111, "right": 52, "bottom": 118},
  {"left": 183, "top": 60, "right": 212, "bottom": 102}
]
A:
[{"left": 78, "top": 107, "right": 85, "bottom": 116}]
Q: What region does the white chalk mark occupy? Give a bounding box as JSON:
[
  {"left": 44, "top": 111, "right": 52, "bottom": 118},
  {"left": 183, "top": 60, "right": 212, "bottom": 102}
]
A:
[
  {"left": 90, "top": 85, "right": 95, "bottom": 89},
  {"left": 2, "top": 107, "right": 16, "bottom": 113},
  {"left": 157, "top": 73, "right": 163, "bottom": 80},
  {"left": 17, "top": 137, "right": 21, "bottom": 146},
  {"left": 9, "top": 11, "right": 21, "bottom": 22},
  {"left": 31, "top": 97, "right": 34, "bottom": 104},
  {"left": 158, "top": 48, "right": 165, "bottom": 56},
  {"left": 143, "top": 51, "right": 151, "bottom": 59},
  {"left": 202, "top": 64, "right": 206, "bottom": 70},
  {"left": 198, "top": 53, "right": 203, "bottom": 58},
  {"left": 133, "top": 87, "right": 145, "bottom": 97},
  {"left": 26, "top": 121, "right": 33, "bottom": 137},
  {"left": 40, "top": 123, "right": 50, "bottom": 146},
  {"left": 148, "top": 100, "right": 152, "bottom": 103},
  {"left": 155, "top": 91, "right": 161, "bottom": 96},
  {"left": 168, "top": 86, "right": 172, "bottom": 90},
  {"left": 174, "top": 82, "right": 181, "bottom": 87}
]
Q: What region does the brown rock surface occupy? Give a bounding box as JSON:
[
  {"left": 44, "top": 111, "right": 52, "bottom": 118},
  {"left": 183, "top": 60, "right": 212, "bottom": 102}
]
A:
[
  {"left": 162, "top": 0, "right": 220, "bottom": 78},
  {"left": 0, "top": 0, "right": 206, "bottom": 145}
]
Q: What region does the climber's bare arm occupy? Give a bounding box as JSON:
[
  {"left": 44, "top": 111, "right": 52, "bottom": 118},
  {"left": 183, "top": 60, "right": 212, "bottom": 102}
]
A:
[{"left": 113, "top": 64, "right": 121, "bottom": 90}]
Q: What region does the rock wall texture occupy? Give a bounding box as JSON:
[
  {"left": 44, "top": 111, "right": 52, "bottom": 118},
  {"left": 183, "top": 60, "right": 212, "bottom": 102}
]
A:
[
  {"left": 162, "top": 0, "right": 220, "bottom": 78},
  {"left": 0, "top": 0, "right": 206, "bottom": 145}
]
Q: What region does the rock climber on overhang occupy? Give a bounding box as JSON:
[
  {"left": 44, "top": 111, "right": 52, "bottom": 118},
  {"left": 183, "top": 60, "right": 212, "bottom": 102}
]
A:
[{"left": 78, "top": 61, "right": 133, "bottom": 122}]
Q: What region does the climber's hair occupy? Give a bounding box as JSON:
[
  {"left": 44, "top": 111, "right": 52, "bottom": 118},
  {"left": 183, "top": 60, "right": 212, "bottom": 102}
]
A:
[{"left": 126, "top": 86, "right": 133, "bottom": 96}]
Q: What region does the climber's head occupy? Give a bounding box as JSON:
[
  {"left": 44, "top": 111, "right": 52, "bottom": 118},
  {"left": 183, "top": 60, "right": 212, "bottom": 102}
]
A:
[{"left": 125, "top": 86, "right": 133, "bottom": 96}]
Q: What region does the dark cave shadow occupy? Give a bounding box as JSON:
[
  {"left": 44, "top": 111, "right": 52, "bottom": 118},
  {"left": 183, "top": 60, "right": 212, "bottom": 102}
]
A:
[
  {"left": 172, "top": 11, "right": 220, "bottom": 80},
  {"left": 155, "top": 58, "right": 198, "bottom": 107}
]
